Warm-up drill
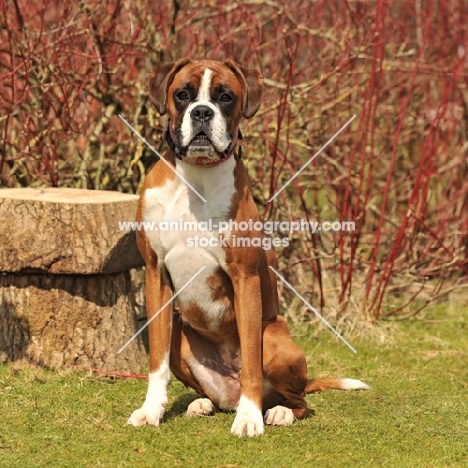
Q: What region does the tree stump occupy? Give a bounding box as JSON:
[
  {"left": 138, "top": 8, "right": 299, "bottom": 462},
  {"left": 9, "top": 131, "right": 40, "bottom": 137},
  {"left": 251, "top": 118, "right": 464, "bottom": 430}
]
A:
[{"left": 0, "top": 188, "right": 146, "bottom": 373}]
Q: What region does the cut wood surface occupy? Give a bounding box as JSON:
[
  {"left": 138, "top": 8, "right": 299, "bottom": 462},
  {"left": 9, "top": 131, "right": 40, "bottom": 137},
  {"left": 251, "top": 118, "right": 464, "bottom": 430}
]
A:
[{"left": 0, "top": 188, "right": 144, "bottom": 274}]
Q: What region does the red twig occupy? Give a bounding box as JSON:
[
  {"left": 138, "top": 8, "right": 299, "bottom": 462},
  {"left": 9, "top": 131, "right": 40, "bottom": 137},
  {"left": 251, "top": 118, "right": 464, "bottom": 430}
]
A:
[{"left": 71, "top": 365, "right": 147, "bottom": 380}]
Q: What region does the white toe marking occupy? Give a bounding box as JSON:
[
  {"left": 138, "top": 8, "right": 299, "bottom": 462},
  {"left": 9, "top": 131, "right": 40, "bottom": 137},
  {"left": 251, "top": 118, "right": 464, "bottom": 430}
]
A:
[
  {"left": 264, "top": 405, "right": 295, "bottom": 426},
  {"left": 127, "top": 406, "right": 164, "bottom": 427},
  {"left": 341, "top": 378, "right": 371, "bottom": 391},
  {"left": 186, "top": 398, "right": 216, "bottom": 417},
  {"left": 127, "top": 353, "right": 170, "bottom": 427},
  {"left": 231, "top": 396, "right": 264, "bottom": 437}
]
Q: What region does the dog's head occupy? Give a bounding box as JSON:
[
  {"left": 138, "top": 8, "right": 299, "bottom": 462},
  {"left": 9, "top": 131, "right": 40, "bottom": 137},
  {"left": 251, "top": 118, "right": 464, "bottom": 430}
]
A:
[{"left": 148, "top": 59, "right": 263, "bottom": 165}]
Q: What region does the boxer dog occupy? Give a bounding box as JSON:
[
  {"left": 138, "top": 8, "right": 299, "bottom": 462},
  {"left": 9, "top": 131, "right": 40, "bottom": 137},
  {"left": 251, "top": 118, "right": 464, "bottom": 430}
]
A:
[{"left": 127, "top": 59, "right": 369, "bottom": 436}]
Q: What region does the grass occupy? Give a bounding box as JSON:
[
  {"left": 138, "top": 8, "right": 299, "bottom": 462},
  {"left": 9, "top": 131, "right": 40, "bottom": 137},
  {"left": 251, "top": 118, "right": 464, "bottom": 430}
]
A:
[{"left": 1, "top": 304, "right": 467, "bottom": 468}]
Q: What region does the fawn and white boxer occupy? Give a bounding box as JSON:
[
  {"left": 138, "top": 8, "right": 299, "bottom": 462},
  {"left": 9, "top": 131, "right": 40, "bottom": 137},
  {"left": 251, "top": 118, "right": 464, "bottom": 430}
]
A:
[{"left": 127, "top": 59, "right": 369, "bottom": 436}]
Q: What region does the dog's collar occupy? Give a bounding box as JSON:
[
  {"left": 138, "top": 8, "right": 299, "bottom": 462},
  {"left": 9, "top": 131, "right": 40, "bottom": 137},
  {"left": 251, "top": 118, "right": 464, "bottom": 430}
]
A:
[{"left": 164, "top": 120, "right": 243, "bottom": 166}]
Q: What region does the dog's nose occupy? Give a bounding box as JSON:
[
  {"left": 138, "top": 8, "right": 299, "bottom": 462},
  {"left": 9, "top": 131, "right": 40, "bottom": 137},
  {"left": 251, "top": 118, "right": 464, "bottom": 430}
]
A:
[{"left": 192, "top": 105, "right": 214, "bottom": 123}]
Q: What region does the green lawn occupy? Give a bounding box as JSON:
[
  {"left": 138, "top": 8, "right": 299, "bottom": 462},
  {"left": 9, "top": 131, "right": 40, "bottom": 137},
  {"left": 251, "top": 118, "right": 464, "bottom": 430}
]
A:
[{"left": 1, "top": 304, "right": 467, "bottom": 468}]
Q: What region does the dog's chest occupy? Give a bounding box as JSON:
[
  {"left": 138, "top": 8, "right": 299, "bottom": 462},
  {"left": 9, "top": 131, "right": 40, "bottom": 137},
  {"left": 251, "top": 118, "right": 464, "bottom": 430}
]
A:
[{"left": 143, "top": 159, "right": 237, "bottom": 329}]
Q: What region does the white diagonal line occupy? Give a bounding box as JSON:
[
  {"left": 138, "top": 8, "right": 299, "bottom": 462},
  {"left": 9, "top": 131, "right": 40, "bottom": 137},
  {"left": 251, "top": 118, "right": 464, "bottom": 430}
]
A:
[
  {"left": 268, "top": 115, "right": 356, "bottom": 202},
  {"left": 117, "top": 266, "right": 206, "bottom": 355},
  {"left": 118, "top": 114, "right": 207, "bottom": 203},
  {"left": 269, "top": 266, "right": 357, "bottom": 353}
]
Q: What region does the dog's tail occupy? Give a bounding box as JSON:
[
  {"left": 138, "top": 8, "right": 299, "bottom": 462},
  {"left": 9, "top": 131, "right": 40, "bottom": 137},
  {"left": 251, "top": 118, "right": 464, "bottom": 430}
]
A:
[{"left": 304, "top": 378, "right": 370, "bottom": 394}]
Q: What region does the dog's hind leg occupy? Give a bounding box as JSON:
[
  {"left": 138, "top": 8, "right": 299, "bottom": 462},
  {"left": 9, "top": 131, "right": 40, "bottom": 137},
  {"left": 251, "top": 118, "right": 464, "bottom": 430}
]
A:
[
  {"left": 262, "top": 316, "right": 309, "bottom": 425},
  {"left": 170, "top": 314, "right": 241, "bottom": 416},
  {"left": 170, "top": 316, "right": 215, "bottom": 418}
]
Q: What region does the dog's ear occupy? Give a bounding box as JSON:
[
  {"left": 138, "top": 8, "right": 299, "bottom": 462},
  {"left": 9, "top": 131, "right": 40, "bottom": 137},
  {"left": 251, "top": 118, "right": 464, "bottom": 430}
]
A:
[
  {"left": 148, "top": 58, "right": 191, "bottom": 115},
  {"left": 224, "top": 60, "right": 263, "bottom": 119}
]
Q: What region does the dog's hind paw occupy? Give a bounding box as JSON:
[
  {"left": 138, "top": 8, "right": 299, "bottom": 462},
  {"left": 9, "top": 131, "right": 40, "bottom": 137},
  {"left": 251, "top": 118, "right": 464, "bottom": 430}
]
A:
[
  {"left": 187, "top": 398, "right": 216, "bottom": 417},
  {"left": 264, "top": 405, "right": 295, "bottom": 426}
]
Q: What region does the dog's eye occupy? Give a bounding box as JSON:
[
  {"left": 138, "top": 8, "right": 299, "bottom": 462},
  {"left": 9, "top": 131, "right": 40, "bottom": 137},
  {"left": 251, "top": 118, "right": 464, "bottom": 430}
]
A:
[
  {"left": 176, "top": 91, "right": 189, "bottom": 101},
  {"left": 219, "top": 94, "right": 233, "bottom": 103}
]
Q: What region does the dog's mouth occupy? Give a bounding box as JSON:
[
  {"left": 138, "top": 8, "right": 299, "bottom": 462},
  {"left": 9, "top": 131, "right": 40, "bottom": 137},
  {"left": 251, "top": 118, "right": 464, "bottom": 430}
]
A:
[
  {"left": 185, "top": 131, "right": 218, "bottom": 160},
  {"left": 189, "top": 131, "right": 214, "bottom": 148}
]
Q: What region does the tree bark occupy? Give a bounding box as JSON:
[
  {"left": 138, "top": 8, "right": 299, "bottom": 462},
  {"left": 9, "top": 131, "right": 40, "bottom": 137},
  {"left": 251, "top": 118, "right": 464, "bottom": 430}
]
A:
[
  {"left": 0, "top": 187, "right": 147, "bottom": 372},
  {"left": 0, "top": 272, "right": 147, "bottom": 373}
]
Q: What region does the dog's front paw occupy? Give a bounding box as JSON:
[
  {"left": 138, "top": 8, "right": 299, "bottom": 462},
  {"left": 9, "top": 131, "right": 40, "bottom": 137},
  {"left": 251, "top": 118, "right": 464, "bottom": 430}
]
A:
[
  {"left": 231, "top": 411, "right": 265, "bottom": 436},
  {"left": 230, "top": 396, "right": 264, "bottom": 437},
  {"left": 127, "top": 402, "right": 166, "bottom": 427},
  {"left": 264, "top": 405, "right": 295, "bottom": 426}
]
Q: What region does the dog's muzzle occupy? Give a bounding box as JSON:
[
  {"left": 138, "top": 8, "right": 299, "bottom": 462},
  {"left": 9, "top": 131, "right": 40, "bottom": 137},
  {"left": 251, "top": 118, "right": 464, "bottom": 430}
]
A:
[{"left": 164, "top": 120, "right": 243, "bottom": 166}]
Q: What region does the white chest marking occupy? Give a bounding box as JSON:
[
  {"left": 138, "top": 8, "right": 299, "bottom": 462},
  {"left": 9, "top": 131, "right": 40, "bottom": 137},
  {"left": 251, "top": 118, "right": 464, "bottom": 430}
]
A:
[{"left": 143, "top": 158, "right": 236, "bottom": 329}]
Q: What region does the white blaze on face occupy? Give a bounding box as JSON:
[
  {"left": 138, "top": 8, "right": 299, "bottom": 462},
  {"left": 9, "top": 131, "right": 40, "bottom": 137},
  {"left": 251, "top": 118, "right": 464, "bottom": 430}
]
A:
[
  {"left": 198, "top": 68, "right": 212, "bottom": 102},
  {"left": 180, "top": 68, "right": 230, "bottom": 153}
]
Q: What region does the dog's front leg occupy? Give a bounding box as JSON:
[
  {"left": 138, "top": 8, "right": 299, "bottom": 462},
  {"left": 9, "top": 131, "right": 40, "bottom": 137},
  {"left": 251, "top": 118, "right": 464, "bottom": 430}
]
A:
[
  {"left": 230, "top": 274, "right": 264, "bottom": 436},
  {"left": 127, "top": 263, "right": 173, "bottom": 427}
]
